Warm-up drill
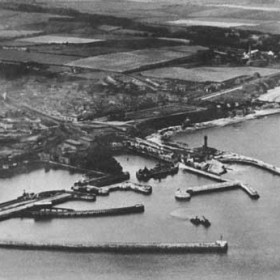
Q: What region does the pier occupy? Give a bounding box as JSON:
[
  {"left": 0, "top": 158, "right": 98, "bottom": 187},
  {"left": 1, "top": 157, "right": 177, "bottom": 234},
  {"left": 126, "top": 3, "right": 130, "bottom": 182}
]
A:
[
  {"left": 21, "top": 204, "right": 145, "bottom": 219},
  {"left": 216, "top": 153, "right": 280, "bottom": 176},
  {"left": 0, "top": 240, "right": 228, "bottom": 254},
  {"left": 179, "top": 163, "right": 224, "bottom": 182},
  {"left": 75, "top": 172, "right": 130, "bottom": 187},
  {"left": 0, "top": 192, "right": 73, "bottom": 221},
  {"left": 176, "top": 180, "right": 259, "bottom": 200},
  {"left": 187, "top": 181, "right": 241, "bottom": 195},
  {"left": 105, "top": 182, "right": 152, "bottom": 195}
]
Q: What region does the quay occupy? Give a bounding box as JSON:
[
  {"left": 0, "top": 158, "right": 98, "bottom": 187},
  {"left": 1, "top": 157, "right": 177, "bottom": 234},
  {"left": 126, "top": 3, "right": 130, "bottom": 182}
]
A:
[
  {"left": 21, "top": 204, "right": 145, "bottom": 219},
  {"left": 106, "top": 182, "right": 152, "bottom": 195},
  {"left": 75, "top": 172, "right": 130, "bottom": 187},
  {"left": 216, "top": 153, "right": 280, "bottom": 176},
  {"left": 0, "top": 240, "right": 228, "bottom": 254},
  {"left": 73, "top": 182, "right": 152, "bottom": 196},
  {"left": 187, "top": 181, "right": 241, "bottom": 195},
  {"left": 0, "top": 192, "right": 73, "bottom": 221},
  {"left": 179, "top": 163, "right": 224, "bottom": 182}
]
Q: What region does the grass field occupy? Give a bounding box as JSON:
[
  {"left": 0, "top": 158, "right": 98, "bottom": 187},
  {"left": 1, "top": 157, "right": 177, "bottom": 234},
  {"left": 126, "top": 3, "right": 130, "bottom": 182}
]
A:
[
  {"left": 0, "top": 49, "right": 78, "bottom": 65},
  {"left": 167, "top": 19, "right": 258, "bottom": 28},
  {"left": 142, "top": 67, "right": 280, "bottom": 83},
  {"left": 11, "top": 38, "right": 182, "bottom": 58},
  {"left": 17, "top": 35, "right": 104, "bottom": 45},
  {"left": 66, "top": 48, "right": 195, "bottom": 72},
  {"left": 0, "top": 30, "right": 42, "bottom": 39}
]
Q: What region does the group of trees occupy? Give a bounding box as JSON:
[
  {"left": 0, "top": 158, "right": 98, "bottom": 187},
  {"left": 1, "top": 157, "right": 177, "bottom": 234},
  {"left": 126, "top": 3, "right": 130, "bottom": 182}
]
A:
[{"left": 70, "top": 141, "right": 123, "bottom": 174}]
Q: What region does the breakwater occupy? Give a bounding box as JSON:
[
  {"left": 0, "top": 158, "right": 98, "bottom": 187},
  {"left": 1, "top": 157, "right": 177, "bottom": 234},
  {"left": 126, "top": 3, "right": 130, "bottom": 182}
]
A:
[
  {"left": 175, "top": 168, "right": 259, "bottom": 200},
  {"left": 217, "top": 153, "right": 280, "bottom": 176},
  {"left": 0, "top": 240, "right": 228, "bottom": 253},
  {"left": 187, "top": 181, "right": 241, "bottom": 195},
  {"left": 23, "top": 204, "right": 145, "bottom": 219},
  {"left": 183, "top": 181, "right": 259, "bottom": 199}
]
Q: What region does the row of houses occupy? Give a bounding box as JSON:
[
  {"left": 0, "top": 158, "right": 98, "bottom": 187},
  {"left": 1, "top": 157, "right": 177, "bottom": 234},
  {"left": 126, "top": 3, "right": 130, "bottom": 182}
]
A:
[{"left": 124, "top": 137, "right": 176, "bottom": 162}]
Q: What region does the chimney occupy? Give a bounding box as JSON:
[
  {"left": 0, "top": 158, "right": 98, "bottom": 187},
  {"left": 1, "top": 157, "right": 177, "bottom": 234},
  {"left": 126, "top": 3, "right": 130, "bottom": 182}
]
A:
[{"left": 204, "top": 135, "right": 208, "bottom": 149}]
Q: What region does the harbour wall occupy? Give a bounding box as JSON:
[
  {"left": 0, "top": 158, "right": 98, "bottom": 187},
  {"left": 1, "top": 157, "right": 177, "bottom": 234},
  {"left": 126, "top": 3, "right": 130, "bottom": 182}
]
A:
[
  {"left": 0, "top": 240, "right": 228, "bottom": 254},
  {"left": 23, "top": 204, "right": 145, "bottom": 219}
]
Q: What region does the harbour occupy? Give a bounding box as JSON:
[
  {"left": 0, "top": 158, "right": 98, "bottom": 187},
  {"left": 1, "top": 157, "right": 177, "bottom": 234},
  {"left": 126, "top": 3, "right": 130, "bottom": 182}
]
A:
[{"left": 1, "top": 115, "right": 280, "bottom": 279}]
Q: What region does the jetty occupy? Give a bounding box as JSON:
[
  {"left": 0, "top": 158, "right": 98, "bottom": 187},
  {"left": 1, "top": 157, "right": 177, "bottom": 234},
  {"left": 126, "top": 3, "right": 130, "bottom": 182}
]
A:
[
  {"left": 0, "top": 240, "right": 228, "bottom": 253},
  {"left": 179, "top": 163, "right": 224, "bottom": 182},
  {"left": 0, "top": 192, "right": 73, "bottom": 221},
  {"left": 187, "top": 181, "right": 241, "bottom": 195},
  {"left": 108, "top": 182, "right": 152, "bottom": 195},
  {"left": 78, "top": 172, "right": 130, "bottom": 187},
  {"left": 216, "top": 152, "right": 280, "bottom": 176},
  {"left": 73, "top": 182, "right": 152, "bottom": 196},
  {"left": 176, "top": 180, "right": 259, "bottom": 200},
  {"left": 21, "top": 204, "right": 145, "bottom": 219}
]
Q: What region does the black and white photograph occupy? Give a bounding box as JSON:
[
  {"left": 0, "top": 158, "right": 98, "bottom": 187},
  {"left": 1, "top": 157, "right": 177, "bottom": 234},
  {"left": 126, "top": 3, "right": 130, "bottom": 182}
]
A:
[{"left": 0, "top": 0, "right": 279, "bottom": 279}]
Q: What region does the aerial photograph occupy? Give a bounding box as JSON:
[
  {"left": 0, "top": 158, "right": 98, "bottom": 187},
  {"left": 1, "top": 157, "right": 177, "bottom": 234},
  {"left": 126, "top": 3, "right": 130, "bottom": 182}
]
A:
[{"left": 0, "top": 0, "right": 280, "bottom": 279}]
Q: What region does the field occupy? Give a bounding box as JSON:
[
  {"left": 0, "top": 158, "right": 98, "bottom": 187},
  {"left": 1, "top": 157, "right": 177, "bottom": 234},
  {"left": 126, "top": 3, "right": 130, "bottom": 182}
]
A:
[
  {"left": 9, "top": 38, "right": 182, "bottom": 58},
  {"left": 17, "top": 35, "right": 104, "bottom": 45},
  {"left": 66, "top": 48, "right": 197, "bottom": 72},
  {"left": 0, "top": 49, "right": 78, "bottom": 65},
  {"left": 167, "top": 19, "right": 258, "bottom": 28},
  {"left": 142, "top": 67, "right": 280, "bottom": 83},
  {"left": 161, "top": 45, "right": 209, "bottom": 53},
  {"left": 0, "top": 30, "right": 42, "bottom": 39}
]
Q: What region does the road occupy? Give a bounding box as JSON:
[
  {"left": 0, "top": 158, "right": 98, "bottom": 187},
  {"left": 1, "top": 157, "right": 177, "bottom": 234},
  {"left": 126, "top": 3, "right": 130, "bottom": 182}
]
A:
[{"left": 200, "top": 86, "right": 243, "bottom": 101}]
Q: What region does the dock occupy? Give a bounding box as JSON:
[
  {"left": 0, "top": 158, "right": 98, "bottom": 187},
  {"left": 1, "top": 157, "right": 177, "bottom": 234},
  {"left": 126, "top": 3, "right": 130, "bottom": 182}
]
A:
[
  {"left": 105, "top": 182, "right": 152, "bottom": 195},
  {"left": 86, "top": 172, "right": 130, "bottom": 187},
  {"left": 0, "top": 192, "right": 73, "bottom": 221},
  {"left": 22, "top": 204, "right": 145, "bottom": 219},
  {"left": 179, "top": 163, "right": 224, "bottom": 182},
  {"left": 0, "top": 240, "right": 228, "bottom": 253}
]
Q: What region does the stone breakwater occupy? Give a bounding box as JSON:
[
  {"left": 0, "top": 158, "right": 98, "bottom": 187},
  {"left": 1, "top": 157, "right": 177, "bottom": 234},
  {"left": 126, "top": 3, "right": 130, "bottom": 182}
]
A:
[{"left": 0, "top": 240, "right": 228, "bottom": 254}]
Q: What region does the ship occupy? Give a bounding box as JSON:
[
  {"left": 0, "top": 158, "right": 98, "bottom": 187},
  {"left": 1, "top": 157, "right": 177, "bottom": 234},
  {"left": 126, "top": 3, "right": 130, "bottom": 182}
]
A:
[
  {"left": 190, "top": 216, "right": 211, "bottom": 227},
  {"left": 136, "top": 163, "right": 179, "bottom": 182}
]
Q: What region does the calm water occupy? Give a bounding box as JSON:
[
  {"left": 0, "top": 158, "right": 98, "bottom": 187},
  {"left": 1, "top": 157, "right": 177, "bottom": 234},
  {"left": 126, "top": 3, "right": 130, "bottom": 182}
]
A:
[{"left": 2, "top": 115, "right": 280, "bottom": 279}]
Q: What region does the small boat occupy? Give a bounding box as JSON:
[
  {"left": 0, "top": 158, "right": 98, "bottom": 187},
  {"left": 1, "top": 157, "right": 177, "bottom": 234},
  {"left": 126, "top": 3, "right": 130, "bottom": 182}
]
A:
[
  {"left": 190, "top": 216, "right": 211, "bottom": 227},
  {"left": 201, "top": 216, "right": 211, "bottom": 227},
  {"left": 175, "top": 188, "right": 191, "bottom": 200},
  {"left": 190, "top": 216, "right": 201, "bottom": 226}
]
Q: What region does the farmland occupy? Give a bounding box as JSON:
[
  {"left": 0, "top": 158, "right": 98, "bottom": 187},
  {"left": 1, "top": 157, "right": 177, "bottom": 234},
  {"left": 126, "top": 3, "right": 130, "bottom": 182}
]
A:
[
  {"left": 142, "top": 67, "right": 280, "bottom": 83},
  {"left": 0, "top": 49, "right": 78, "bottom": 66},
  {"left": 0, "top": 30, "right": 42, "bottom": 39},
  {"left": 17, "top": 35, "right": 105, "bottom": 45},
  {"left": 167, "top": 19, "right": 258, "bottom": 28},
  {"left": 13, "top": 38, "right": 183, "bottom": 58},
  {"left": 66, "top": 48, "right": 202, "bottom": 73}
]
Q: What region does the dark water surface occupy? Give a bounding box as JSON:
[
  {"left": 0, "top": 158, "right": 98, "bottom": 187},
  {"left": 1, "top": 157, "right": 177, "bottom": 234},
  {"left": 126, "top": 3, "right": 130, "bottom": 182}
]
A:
[{"left": 1, "top": 115, "right": 280, "bottom": 279}]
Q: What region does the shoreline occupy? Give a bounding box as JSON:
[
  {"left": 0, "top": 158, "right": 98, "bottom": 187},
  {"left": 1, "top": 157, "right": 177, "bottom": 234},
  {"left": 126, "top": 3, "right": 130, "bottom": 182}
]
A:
[
  {"left": 146, "top": 107, "right": 280, "bottom": 144},
  {"left": 0, "top": 160, "right": 103, "bottom": 180}
]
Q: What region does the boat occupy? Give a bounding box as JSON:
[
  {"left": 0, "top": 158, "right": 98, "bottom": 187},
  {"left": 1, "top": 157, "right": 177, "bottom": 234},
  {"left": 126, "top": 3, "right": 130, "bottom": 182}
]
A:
[
  {"left": 190, "top": 216, "right": 211, "bottom": 227},
  {"left": 136, "top": 163, "right": 179, "bottom": 182},
  {"left": 190, "top": 216, "right": 201, "bottom": 226},
  {"left": 201, "top": 216, "right": 211, "bottom": 227},
  {"left": 175, "top": 188, "right": 191, "bottom": 200}
]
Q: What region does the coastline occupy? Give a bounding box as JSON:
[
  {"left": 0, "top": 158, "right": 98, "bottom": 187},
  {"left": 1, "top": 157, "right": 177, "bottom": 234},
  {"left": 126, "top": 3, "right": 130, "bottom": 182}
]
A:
[{"left": 146, "top": 107, "right": 280, "bottom": 144}]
